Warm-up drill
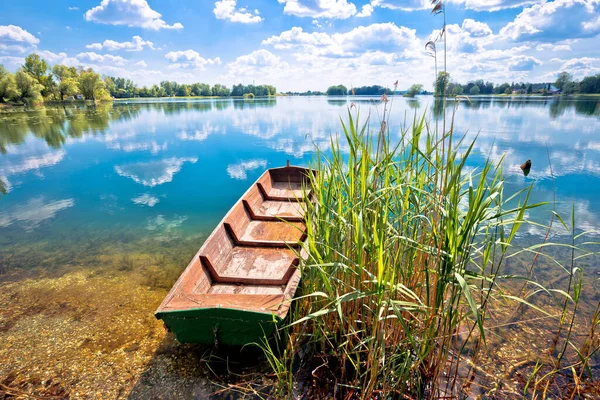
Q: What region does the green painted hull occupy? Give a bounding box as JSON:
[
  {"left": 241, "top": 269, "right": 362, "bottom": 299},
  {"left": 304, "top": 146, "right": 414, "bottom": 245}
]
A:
[{"left": 156, "top": 307, "right": 281, "bottom": 346}]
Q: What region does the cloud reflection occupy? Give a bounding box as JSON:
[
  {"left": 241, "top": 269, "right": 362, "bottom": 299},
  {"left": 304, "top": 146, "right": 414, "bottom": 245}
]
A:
[
  {"left": 132, "top": 193, "right": 160, "bottom": 207},
  {"left": 0, "top": 196, "right": 74, "bottom": 230},
  {"left": 227, "top": 159, "right": 267, "bottom": 180},
  {"left": 114, "top": 157, "right": 197, "bottom": 187}
]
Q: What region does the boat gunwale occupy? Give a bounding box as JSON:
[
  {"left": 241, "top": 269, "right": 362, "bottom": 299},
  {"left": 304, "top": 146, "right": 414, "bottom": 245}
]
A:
[{"left": 155, "top": 165, "right": 312, "bottom": 318}]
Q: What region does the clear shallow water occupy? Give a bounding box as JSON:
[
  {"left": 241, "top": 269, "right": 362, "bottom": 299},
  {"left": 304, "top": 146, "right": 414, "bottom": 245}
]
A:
[
  {"left": 1, "top": 96, "right": 599, "bottom": 397},
  {"left": 0, "top": 96, "right": 599, "bottom": 241}
]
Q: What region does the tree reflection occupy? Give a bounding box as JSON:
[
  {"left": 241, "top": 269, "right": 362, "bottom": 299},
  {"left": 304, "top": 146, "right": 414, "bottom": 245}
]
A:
[
  {"left": 549, "top": 98, "right": 600, "bottom": 118},
  {"left": 0, "top": 97, "right": 596, "bottom": 154},
  {"left": 431, "top": 99, "right": 444, "bottom": 120},
  {"left": 232, "top": 98, "right": 277, "bottom": 109},
  {"left": 327, "top": 99, "right": 348, "bottom": 106},
  {"left": 407, "top": 99, "right": 420, "bottom": 110}
]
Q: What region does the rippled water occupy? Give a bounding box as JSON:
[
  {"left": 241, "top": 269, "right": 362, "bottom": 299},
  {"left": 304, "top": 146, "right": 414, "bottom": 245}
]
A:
[{"left": 0, "top": 96, "right": 599, "bottom": 397}]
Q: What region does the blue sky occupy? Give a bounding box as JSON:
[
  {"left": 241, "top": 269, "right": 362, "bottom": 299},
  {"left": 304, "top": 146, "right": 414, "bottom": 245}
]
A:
[{"left": 1, "top": 0, "right": 599, "bottom": 91}]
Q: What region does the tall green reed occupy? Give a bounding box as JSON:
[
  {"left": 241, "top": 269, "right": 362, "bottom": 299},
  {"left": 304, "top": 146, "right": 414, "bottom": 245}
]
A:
[{"left": 280, "top": 101, "right": 544, "bottom": 398}]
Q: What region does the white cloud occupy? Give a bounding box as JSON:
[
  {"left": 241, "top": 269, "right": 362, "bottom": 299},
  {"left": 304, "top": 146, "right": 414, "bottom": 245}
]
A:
[
  {"left": 213, "top": 0, "right": 263, "bottom": 23},
  {"left": 0, "top": 25, "right": 39, "bottom": 45},
  {"left": 550, "top": 57, "right": 600, "bottom": 77},
  {"left": 0, "top": 25, "right": 39, "bottom": 54},
  {"left": 225, "top": 49, "right": 291, "bottom": 78},
  {"left": 262, "top": 23, "right": 421, "bottom": 59},
  {"left": 227, "top": 159, "right": 267, "bottom": 180},
  {"left": 0, "top": 44, "right": 28, "bottom": 54},
  {"left": 451, "top": 0, "right": 539, "bottom": 11},
  {"left": 536, "top": 43, "right": 573, "bottom": 51},
  {"left": 76, "top": 52, "right": 128, "bottom": 65},
  {"left": 135, "top": 60, "right": 147, "bottom": 67},
  {"left": 370, "top": 0, "right": 538, "bottom": 12},
  {"left": 278, "top": 0, "right": 357, "bottom": 19},
  {"left": 433, "top": 20, "right": 494, "bottom": 54},
  {"left": 132, "top": 193, "right": 159, "bottom": 207},
  {"left": 36, "top": 50, "right": 79, "bottom": 67},
  {"left": 84, "top": 0, "right": 184, "bottom": 30},
  {"left": 500, "top": 0, "right": 600, "bottom": 42},
  {"left": 508, "top": 55, "right": 542, "bottom": 71},
  {"left": 114, "top": 157, "right": 198, "bottom": 187},
  {"left": 86, "top": 35, "right": 156, "bottom": 52},
  {"left": 165, "top": 50, "right": 221, "bottom": 70},
  {"left": 461, "top": 18, "right": 493, "bottom": 37},
  {"left": 0, "top": 56, "right": 25, "bottom": 66},
  {"left": 68, "top": 6, "right": 79, "bottom": 10},
  {"left": 356, "top": 3, "right": 374, "bottom": 17}
]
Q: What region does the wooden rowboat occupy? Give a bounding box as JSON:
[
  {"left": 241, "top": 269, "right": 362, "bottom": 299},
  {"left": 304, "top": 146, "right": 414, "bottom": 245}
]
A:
[{"left": 155, "top": 164, "right": 312, "bottom": 346}]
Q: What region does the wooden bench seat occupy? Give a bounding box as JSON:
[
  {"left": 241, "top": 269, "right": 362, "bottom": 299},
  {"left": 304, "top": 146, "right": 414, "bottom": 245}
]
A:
[
  {"left": 242, "top": 184, "right": 305, "bottom": 222},
  {"left": 257, "top": 171, "right": 311, "bottom": 201},
  {"left": 224, "top": 201, "right": 306, "bottom": 248},
  {"left": 200, "top": 246, "right": 298, "bottom": 285}
]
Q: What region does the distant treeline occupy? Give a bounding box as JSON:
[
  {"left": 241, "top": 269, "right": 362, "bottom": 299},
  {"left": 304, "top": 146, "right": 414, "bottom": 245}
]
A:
[
  {"left": 0, "top": 52, "right": 277, "bottom": 105},
  {"left": 284, "top": 90, "right": 325, "bottom": 96},
  {"left": 434, "top": 72, "right": 600, "bottom": 97},
  {"left": 105, "top": 77, "right": 277, "bottom": 98},
  {"left": 325, "top": 85, "right": 393, "bottom": 96}
]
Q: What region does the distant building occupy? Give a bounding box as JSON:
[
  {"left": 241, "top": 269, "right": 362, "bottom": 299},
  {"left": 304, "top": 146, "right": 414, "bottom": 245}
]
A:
[{"left": 548, "top": 85, "right": 560, "bottom": 94}]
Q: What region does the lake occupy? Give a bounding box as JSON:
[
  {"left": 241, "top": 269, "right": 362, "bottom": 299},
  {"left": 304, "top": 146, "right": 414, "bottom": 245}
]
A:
[{"left": 1, "top": 95, "right": 599, "bottom": 398}]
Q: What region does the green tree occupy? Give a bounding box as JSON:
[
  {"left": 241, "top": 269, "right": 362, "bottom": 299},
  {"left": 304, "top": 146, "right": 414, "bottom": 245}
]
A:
[
  {"left": 469, "top": 85, "right": 480, "bottom": 95},
  {"left": 211, "top": 84, "right": 230, "bottom": 97},
  {"left": 14, "top": 69, "right": 44, "bottom": 105},
  {"left": 405, "top": 84, "right": 424, "bottom": 97},
  {"left": 78, "top": 69, "right": 105, "bottom": 100},
  {"left": 433, "top": 72, "right": 449, "bottom": 98},
  {"left": 24, "top": 53, "right": 48, "bottom": 81},
  {"left": 326, "top": 85, "right": 347, "bottom": 96},
  {"left": 484, "top": 81, "right": 494, "bottom": 94},
  {"left": 177, "top": 84, "right": 191, "bottom": 96},
  {"left": 199, "top": 83, "right": 211, "bottom": 96},
  {"left": 562, "top": 80, "right": 578, "bottom": 95},
  {"left": 52, "top": 65, "right": 79, "bottom": 101},
  {"left": 495, "top": 82, "right": 510, "bottom": 94},
  {"left": 103, "top": 76, "right": 116, "bottom": 97},
  {"left": 579, "top": 74, "right": 600, "bottom": 94},
  {"left": 23, "top": 53, "right": 55, "bottom": 98},
  {"left": 527, "top": 84, "right": 533, "bottom": 94},
  {"left": 452, "top": 84, "right": 463, "bottom": 96},
  {"left": 555, "top": 71, "right": 573, "bottom": 92},
  {"left": 0, "top": 66, "right": 18, "bottom": 103}
]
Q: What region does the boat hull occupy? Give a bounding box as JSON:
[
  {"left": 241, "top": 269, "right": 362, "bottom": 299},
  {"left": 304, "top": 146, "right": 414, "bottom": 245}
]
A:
[
  {"left": 155, "top": 165, "right": 312, "bottom": 347},
  {"left": 157, "top": 308, "right": 281, "bottom": 346}
]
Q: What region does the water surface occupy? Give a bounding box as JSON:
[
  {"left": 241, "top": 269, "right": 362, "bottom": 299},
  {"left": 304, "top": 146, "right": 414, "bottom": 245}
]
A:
[{"left": 1, "top": 96, "right": 599, "bottom": 397}]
